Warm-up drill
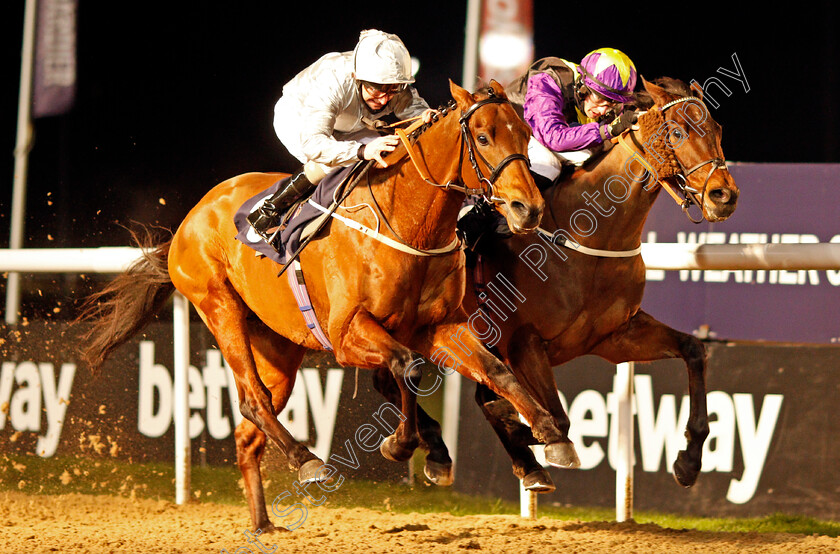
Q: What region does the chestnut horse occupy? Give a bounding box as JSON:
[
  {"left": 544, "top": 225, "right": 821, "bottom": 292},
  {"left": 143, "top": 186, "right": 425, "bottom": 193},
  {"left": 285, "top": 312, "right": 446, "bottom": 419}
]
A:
[
  {"left": 388, "top": 77, "right": 739, "bottom": 493},
  {"left": 77, "top": 80, "right": 582, "bottom": 531}
]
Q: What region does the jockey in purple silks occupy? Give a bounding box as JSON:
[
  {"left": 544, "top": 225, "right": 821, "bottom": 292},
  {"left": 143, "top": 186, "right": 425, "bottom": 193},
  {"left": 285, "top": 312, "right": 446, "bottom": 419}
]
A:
[
  {"left": 457, "top": 48, "right": 639, "bottom": 254},
  {"left": 514, "top": 47, "right": 639, "bottom": 184}
]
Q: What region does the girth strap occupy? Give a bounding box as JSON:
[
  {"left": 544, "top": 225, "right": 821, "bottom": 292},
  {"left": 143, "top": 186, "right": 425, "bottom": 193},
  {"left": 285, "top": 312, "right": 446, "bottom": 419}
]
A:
[{"left": 285, "top": 258, "right": 333, "bottom": 350}]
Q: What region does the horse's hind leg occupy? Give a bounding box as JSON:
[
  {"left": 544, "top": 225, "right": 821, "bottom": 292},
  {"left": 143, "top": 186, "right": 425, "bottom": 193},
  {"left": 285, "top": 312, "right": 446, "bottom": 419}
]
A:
[
  {"left": 235, "top": 319, "right": 307, "bottom": 532},
  {"left": 372, "top": 368, "right": 453, "bottom": 486},
  {"left": 590, "top": 309, "right": 709, "bottom": 487},
  {"left": 235, "top": 419, "right": 274, "bottom": 532},
  {"left": 188, "top": 277, "right": 322, "bottom": 475}
]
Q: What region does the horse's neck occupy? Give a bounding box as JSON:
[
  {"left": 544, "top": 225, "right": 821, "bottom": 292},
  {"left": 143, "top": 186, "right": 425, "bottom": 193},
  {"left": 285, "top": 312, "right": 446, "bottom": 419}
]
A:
[
  {"left": 373, "top": 118, "right": 464, "bottom": 250},
  {"left": 547, "top": 134, "right": 660, "bottom": 251}
]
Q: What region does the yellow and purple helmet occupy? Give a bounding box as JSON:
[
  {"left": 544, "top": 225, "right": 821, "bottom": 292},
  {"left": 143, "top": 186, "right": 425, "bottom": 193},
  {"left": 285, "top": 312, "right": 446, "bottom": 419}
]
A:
[{"left": 578, "top": 48, "right": 637, "bottom": 103}]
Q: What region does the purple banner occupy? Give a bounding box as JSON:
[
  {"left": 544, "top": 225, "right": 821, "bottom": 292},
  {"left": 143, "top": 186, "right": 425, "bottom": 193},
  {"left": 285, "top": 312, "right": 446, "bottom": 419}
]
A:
[
  {"left": 641, "top": 163, "right": 840, "bottom": 344},
  {"left": 32, "top": 0, "right": 77, "bottom": 118}
]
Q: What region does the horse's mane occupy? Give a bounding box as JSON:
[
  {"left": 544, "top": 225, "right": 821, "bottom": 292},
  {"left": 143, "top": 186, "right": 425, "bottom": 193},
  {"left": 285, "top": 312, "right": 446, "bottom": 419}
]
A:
[
  {"left": 629, "top": 77, "right": 693, "bottom": 110},
  {"left": 383, "top": 84, "right": 500, "bottom": 165},
  {"left": 409, "top": 82, "right": 503, "bottom": 141},
  {"left": 561, "top": 77, "right": 693, "bottom": 180},
  {"left": 629, "top": 77, "right": 695, "bottom": 178}
]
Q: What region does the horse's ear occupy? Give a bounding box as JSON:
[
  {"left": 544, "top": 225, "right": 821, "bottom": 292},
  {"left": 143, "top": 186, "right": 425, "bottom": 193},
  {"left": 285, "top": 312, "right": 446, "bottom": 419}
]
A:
[
  {"left": 449, "top": 79, "right": 475, "bottom": 109},
  {"left": 488, "top": 79, "right": 508, "bottom": 98},
  {"left": 642, "top": 76, "right": 669, "bottom": 105},
  {"left": 690, "top": 81, "right": 704, "bottom": 100}
]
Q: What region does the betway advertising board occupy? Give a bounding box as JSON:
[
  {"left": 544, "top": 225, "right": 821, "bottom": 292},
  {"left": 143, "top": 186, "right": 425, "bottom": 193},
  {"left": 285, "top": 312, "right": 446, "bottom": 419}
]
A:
[
  {"left": 0, "top": 321, "right": 405, "bottom": 482},
  {"left": 454, "top": 342, "right": 840, "bottom": 520},
  {"left": 641, "top": 163, "right": 840, "bottom": 344},
  {"left": 3, "top": 322, "right": 839, "bottom": 518}
]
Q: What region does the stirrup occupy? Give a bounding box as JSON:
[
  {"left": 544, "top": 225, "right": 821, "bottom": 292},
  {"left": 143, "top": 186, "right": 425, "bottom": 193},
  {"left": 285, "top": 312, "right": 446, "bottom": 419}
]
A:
[{"left": 247, "top": 205, "right": 282, "bottom": 242}]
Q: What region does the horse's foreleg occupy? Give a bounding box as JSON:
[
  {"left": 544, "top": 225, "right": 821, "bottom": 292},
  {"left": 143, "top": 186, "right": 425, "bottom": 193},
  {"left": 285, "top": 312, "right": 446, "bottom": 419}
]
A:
[
  {"left": 336, "top": 310, "right": 419, "bottom": 463},
  {"left": 474, "top": 383, "right": 554, "bottom": 492},
  {"left": 425, "top": 321, "right": 579, "bottom": 469},
  {"left": 590, "top": 309, "right": 709, "bottom": 487},
  {"left": 372, "top": 368, "right": 453, "bottom": 486},
  {"left": 471, "top": 327, "right": 570, "bottom": 490}
]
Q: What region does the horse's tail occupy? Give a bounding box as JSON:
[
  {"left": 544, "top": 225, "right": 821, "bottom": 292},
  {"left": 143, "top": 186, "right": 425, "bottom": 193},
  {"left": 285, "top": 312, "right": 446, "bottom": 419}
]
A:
[{"left": 76, "top": 228, "right": 175, "bottom": 373}]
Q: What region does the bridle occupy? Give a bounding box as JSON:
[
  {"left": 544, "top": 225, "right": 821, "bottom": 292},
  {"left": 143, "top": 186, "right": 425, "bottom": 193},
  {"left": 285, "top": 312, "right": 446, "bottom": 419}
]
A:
[
  {"left": 396, "top": 89, "right": 530, "bottom": 203},
  {"left": 457, "top": 93, "right": 531, "bottom": 201},
  {"left": 619, "top": 96, "right": 728, "bottom": 224},
  {"left": 660, "top": 97, "right": 728, "bottom": 223},
  {"left": 280, "top": 90, "right": 534, "bottom": 270}
]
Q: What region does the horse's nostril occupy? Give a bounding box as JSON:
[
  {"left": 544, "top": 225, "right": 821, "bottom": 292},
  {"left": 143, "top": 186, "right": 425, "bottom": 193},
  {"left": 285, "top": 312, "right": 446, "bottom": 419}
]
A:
[
  {"left": 508, "top": 200, "right": 541, "bottom": 229},
  {"left": 708, "top": 188, "right": 732, "bottom": 204},
  {"left": 510, "top": 201, "right": 529, "bottom": 218}
]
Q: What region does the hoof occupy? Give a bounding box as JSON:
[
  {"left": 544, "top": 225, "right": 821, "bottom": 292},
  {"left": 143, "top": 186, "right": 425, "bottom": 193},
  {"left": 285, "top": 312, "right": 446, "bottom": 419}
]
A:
[
  {"left": 379, "top": 435, "right": 415, "bottom": 462},
  {"left": 522, "top": 468, "right": 555, "bottom": 493},
  {"left": 298, "top": 459, "right": 331, "bottom": 484},
  {"left": 423, "top": 460, "right": 454, "bottom": 486},
  {"left": 544, "top": 442, "right": 580, "bottom": 469},
  {"left": 672, "top": 450, "right": 700, "bottom": 488},
  {"left": 253, "top": 522, "right": 289, "bottom": 534}
]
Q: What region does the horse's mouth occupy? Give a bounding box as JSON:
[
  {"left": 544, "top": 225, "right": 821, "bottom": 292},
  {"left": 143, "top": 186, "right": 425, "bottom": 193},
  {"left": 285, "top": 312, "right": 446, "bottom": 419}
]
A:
[
  {"left": 509, "top": 221, "right": 540, "bottom": 234},
  {"left": 502, "top": 200, "right": 544, "bottom": 234},
  {"left": 704, "top": 210, "right": 735, "bottom": 223}
]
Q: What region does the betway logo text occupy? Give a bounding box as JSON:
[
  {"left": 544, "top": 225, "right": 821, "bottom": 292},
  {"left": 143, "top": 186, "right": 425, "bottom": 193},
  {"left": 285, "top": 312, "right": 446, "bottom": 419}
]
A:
[
  {"left": 0, "top": 361, "right": 75, "bottom": 457},
  {"left": 530, "top": 373, "right": 782, "bottom": 504},
  {"left": 138, "top": 341, "right": 343, "bottom": 461}
]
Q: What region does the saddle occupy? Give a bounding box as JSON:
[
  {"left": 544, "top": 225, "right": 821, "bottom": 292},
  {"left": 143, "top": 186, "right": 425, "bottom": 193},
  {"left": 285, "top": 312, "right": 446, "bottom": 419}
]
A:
[{"left": 234, "top": 166, "right": 356, "bottom": 264}]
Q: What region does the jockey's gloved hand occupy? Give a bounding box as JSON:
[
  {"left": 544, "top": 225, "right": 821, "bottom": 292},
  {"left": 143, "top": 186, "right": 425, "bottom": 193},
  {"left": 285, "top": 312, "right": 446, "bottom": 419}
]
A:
[{"left": 609, "top": 109, "right": 639, "bottom": 137}]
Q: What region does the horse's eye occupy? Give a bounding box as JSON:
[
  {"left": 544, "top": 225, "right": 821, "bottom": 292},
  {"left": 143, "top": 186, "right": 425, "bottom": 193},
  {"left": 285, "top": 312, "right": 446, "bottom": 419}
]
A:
[
  {"left": 673, "top": 129, "right": 684, "bottom": 140},
  {"left": 477, "top": 135, "right": 489, "bottom": 146}
]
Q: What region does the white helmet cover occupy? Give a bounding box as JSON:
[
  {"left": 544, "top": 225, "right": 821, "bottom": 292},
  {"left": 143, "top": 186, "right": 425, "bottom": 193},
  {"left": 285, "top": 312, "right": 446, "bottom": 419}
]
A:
[{"left": 353, "top": 29, "right": 415, "bottom": 85}]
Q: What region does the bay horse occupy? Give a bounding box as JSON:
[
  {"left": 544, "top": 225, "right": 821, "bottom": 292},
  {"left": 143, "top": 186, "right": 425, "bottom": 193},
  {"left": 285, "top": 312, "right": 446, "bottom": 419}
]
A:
[
  {"left": 77, "top": 80, "right": 581, "bottom": 531},
  {"left": 384, "top": 77, "right": 739, "bottom": 494}
]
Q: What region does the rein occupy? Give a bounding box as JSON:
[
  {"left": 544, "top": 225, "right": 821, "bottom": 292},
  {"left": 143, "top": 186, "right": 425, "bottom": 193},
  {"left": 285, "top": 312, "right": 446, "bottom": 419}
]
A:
[
  {"left": 276, "top": 161, "right": 374, "bottom": 277},
  {"left": 616, "top": 96, "right": 727, "bottom": 224},
  {"left": 284, "top": 90, "right": 532, "bottom": 261},
  {"left": 396, "top": 92, "right": 530, "bottom": 203},
  {"left": 536, "top": 227, "right": 642, "bottom": 258},
  {"left": 334, "top": 89, "right": 530, "bottom": 257}
]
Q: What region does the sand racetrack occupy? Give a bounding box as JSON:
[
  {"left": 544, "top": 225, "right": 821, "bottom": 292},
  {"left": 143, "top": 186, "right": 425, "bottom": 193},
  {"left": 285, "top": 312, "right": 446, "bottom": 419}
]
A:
[{"left": 1, "top": 491, "right": 839, "bottom": 553}]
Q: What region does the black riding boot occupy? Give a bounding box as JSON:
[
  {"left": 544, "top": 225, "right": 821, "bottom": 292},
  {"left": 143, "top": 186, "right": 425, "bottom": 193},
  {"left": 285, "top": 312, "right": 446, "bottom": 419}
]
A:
[
  {"left": 247, "top": 168, "right": 317, "bottom": 240},
  {"left": 456, "top": 199, "right": 513, "bottom": 259}
]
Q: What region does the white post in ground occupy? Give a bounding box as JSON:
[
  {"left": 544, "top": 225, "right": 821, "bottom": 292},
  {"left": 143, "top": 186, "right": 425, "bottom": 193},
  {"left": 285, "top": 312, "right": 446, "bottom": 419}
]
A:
[
  {"left": 441, "top": 371, "right": 462, "bottom": 478},
  {"left": 461, "top": 0, "right": 481, "bottom": 88},
  {"left": 6, "top": 0, "right": 37, "bottom": 325},
  {"left": 615, "top": 362, "right": 635, "bottom": 522},
  {"left": 520, "top": 481, "right": 537, "bottom": 518},
  {"left": 173, "top": 292, "right": 191, "bottom": 505}
]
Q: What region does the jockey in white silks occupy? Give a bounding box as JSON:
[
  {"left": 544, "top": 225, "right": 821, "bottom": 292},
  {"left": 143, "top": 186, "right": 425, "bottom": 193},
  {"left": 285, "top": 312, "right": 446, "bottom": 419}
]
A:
[{"left": 249, "top": 29, "right": 436, "bottom": 239}]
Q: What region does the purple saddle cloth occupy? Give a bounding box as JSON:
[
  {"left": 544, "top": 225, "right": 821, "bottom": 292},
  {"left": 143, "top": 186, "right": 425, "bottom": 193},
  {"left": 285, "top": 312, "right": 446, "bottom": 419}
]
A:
[{"left": 233, "top": 165, "right": 357, "bottom": 264}]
